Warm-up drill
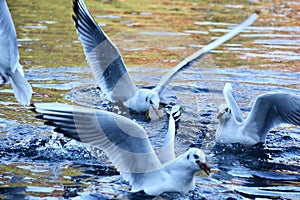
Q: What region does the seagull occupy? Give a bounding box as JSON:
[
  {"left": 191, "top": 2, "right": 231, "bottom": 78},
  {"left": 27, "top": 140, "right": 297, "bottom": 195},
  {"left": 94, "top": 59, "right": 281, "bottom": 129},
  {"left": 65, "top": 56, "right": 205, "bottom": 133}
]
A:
[
  {"left": 0, "top": 0, "right": 32, "bottom": 105},
  {"left": 72, "top": 0, "right": 259, "bottom": 113},
  {"left": 33, "top": 103, "right": 210, "bottom": 195},
  {"left": 216, "top": 83, "right": 300, "bottom": 146}
]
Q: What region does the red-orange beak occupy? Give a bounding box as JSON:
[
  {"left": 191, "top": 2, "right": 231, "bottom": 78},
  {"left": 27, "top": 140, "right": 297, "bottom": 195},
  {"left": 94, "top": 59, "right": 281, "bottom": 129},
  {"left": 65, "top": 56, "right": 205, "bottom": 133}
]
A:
[
  {"left": 146, "top": 106, "right": 163, "bottom": 121},
  {"left": 196, "top": 161, "right": 211, "bottom": 176},
  {"left": 217, "top": 112, "right": 223, "bottom": 119}
]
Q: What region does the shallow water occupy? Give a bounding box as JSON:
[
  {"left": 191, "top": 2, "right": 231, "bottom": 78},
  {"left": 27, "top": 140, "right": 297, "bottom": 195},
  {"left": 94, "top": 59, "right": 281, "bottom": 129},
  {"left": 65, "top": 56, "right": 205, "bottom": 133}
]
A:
[{"left": 1, "top": 0, "right": 300, "bottom": 199}]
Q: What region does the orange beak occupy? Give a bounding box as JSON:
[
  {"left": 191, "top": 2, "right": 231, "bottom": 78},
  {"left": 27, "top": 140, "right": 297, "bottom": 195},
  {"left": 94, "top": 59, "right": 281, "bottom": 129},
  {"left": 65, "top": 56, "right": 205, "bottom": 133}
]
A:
[
  {"left": 217, "top": 112, "right": 223, "bottom": 119},
  {"left": 196, "top": 161, "right": 211, "bottom": 176},
  {"left": 147, "top": 106, "right": 163, "bottom": 121}
]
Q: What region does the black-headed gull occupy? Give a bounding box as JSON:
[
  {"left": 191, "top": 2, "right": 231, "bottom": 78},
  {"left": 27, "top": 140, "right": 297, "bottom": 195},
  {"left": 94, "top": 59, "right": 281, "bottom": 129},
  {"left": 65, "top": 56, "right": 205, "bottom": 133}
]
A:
[
  {"left": 72, "top": 0, "right": 259, "bottom": 113},
  {"left": 216, "top": 83, "right": 300, "bottom": 145},
  {"left": 0, "top": 0, "right": 32, "bottom": 105},
  {"left": 33, "top": 103, "right": 210, "bottom": 195}
]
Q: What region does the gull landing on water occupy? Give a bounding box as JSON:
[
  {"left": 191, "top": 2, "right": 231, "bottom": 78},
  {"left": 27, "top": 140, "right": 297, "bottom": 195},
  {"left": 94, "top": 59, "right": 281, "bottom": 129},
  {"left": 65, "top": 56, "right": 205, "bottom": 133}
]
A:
[
  {"left": 0, "top": 0, "right": 32, "bottom": 105},
  {"left": 72, "top": 0, "right": 259, "bottom": 114},
  {"left": 216, "top": 83, "right": 300, "bottom": 146},
  {"left": 33, "top": 103, "right": 210, "bottom": 195}
]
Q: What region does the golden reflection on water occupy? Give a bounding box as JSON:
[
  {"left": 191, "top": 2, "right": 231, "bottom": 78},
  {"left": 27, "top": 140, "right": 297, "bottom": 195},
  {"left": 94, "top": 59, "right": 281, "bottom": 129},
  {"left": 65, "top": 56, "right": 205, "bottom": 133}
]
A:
[
  {"left": 3, "top": 0, "right": 298, "bottom": 122},
  {"left": 1, "top": 0, "right": 300, "bottom": 198}
]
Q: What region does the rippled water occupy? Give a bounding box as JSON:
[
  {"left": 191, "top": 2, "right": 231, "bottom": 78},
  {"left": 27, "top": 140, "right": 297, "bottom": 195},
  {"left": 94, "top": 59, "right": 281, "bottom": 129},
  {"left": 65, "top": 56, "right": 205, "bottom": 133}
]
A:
[{"left": 1, "top": 0, "right": 300, "bottom": 199}]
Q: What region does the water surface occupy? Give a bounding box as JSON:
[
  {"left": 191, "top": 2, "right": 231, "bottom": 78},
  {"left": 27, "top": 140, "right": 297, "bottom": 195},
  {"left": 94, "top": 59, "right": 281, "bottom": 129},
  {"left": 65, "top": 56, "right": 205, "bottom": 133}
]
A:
[{"left": 1, "top": 0, "right": 299, "bottom": 199}]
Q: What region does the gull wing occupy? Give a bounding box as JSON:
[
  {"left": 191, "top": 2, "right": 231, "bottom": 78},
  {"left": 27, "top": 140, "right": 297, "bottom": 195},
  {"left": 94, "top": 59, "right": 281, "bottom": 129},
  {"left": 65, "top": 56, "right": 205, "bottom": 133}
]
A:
[
  {"left": 0, "top": 0, "right": 19, "bottom": 72},
  {"left": 223, "top": 83, "right": 244, "bottom": 122},
  {"left": 243, "top": 93, "right": 300, "bottom": 142},
  {"left": 34, "top": 103, "right": 162, "bottom": 173},
  {"left": 154, "top": 12, "right": 259, "bottom": 95},
  {"left": 73, "top": 0, "right": 137, "bottom": 102},
  {"left": 157, "top": 115, "right": 176, "bottom": 163},
  {"left": 156, "top": 105, "right": 181, "bottom": 163}
]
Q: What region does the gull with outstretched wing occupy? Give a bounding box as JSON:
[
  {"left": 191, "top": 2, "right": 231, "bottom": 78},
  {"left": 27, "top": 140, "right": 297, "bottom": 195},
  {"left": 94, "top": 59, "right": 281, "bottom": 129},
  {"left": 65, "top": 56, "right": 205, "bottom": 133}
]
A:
[
  {"left": 73, "top": 0, "right": 259, "bottom": 113},
  {"left": 216, "top": 83, "right": 300, "bottom": 145},
  {"left": 33, "top": 103, "right": 210, "bottom": 195}
]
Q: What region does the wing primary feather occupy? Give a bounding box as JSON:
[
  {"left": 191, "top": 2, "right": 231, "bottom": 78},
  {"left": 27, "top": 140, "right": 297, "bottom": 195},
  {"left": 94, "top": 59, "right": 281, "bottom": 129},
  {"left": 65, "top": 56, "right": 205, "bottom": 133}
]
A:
[
  {"left": 72, "top": 0, "right": 137, "bottom": 102},
  {"left": 244, "top": 93, "right": 300, "bottom": 142},
  {"left": 155, "top": 12, "right": 259, "bottom": 95},
  {"left": 54, "top": 128, "right": 81, "bottom": 141},
  {"left": 73, "top": 0, "right": 106, "bottom": 53},
  {"left": 33, "top": 103, "right": 163, "bottom": 173}
]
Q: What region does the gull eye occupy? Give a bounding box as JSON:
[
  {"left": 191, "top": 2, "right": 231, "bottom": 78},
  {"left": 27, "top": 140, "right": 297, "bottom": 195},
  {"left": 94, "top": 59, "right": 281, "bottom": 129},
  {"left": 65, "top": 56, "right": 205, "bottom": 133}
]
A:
[
  {"left": 187, "top": 155, "right": 190, "bottom": 159},
  {"left": 149, "top": 100, "right": 153, "bottom": 105},
  {"left": 193, "top": 154, "right": 199, "bottom": 159},
  {"left": 225, "top": 108, "right": 231, "bottom": 114},
  {"left": 146, "top": 96, "right": 149, "bottom": 102}
]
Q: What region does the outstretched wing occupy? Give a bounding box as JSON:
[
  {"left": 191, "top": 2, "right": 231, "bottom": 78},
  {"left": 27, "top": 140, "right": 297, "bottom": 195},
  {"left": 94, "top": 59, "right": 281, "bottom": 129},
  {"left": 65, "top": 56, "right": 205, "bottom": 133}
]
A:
[
  {"left": 154, "top": 12, "right": 259, "bottom": 95},
  {"left": 34, "top": 103, "right": 162, "bottom": 173},
  {"left": 244, "top": 93, "right": 300, "bottom": 142},
  {"left": 156, "top": 105, "right": 181, "bottom": 163},
  {"left": 223, "top": 83, "right": 244, "bottom": 122},
  {"left": 0, "top": 0, "right": 19, "bottom": 72},
  {"left": 73, "top": 0, "right": 137, "bottom": 102}
]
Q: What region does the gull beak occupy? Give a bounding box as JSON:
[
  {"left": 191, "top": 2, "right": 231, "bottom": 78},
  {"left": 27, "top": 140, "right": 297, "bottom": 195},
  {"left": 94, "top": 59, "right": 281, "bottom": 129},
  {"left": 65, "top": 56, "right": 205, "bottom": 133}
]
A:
[
  {"left": 217, "top": 112, "right": 224, "bottom": 119},
  {"left": 217, "top": 104, "right": 228, "bottom": 119},
  {"left": 147, "top": 105, "right": 163, "bottom": 121},
  {"left": 196, "top": 161, "right": 211, "bottom": 176},
  {"left": 152, "top": 104, "right": 160, "bottom": 115}
]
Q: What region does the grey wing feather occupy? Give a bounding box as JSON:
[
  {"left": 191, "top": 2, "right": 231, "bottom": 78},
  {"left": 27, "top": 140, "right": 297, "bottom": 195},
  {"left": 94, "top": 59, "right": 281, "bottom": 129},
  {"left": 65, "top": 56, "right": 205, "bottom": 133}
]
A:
[
  {"left": 34, "top": 103, "right": 162, "bottom": 174},
  {"left": 73, "top": 0, "right": 137, "bottom": 101},
  {"left": 0, "top": 0, "right": 19, "bottom": 72},
  {"left": 154, "top": 12, "right": 259, "bottom": 95},
  {"left": 244, "top": 93, "right": 300, "bottom": 141}
]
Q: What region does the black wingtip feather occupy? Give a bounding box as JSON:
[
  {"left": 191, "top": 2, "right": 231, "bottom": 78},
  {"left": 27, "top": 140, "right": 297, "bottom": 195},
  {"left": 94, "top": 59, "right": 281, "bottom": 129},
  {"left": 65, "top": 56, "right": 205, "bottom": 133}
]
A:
[
  {"left": 72, "top": 0, "right": 108, "bottom": 54},
  {"left": 54, "top": 127, "right": 82, "bottom": 142},
  {"left": 35, "top": 114, "right": 45, "bottom": 120},
  {"left": 72, "top": 0, "right": 80, "bottom": 26}
]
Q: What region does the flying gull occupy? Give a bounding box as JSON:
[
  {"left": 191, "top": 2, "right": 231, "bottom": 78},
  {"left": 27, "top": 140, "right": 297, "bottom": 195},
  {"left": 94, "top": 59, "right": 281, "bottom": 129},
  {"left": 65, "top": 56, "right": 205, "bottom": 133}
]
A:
[
  {"left": 33, "top": 103, "right": 210, "bottom": 195},
  {"left": 72, "top": 0, "right": 259, "bottom": 113}
]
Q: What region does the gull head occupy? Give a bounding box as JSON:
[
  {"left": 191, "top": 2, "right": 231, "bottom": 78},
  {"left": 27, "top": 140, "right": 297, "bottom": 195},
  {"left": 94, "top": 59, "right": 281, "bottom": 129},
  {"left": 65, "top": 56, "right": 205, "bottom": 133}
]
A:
[
  {"left": 145, "top": 90, "right": 160, "bottom": 110},
  {"left": 124, "top": 89, "right": 160, "bottom": 113},
  {"left": 145, "top": 90, "right": 162, "bottom": 120},
  {"left": 217, "top": 103, "right": 231, "bottom": 120},
  {"left": 185, "top": 148, "right": 210, "bottom": 175}
]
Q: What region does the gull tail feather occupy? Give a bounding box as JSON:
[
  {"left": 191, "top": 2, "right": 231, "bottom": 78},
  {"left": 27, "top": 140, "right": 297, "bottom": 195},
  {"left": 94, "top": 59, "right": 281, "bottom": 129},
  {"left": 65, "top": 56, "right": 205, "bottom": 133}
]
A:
[{"left": 10, "top": 65, "right": 32, "bottom": 105}]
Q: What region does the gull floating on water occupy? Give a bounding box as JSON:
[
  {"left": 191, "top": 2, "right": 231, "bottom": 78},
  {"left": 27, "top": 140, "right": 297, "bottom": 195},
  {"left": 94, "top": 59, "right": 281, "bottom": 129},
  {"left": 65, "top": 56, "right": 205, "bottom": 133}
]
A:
[
  {"left": 0, "top": 0, "right": 32, "bottom": 105},
  {"left": 72, "top": 0, "right": 259, "bottom": 113},
  {"left": 33, "top": 103, "right": 210, "bottom": 195},
  {"left": 216, "top": 83, "right": 300, "bottom": 145}
]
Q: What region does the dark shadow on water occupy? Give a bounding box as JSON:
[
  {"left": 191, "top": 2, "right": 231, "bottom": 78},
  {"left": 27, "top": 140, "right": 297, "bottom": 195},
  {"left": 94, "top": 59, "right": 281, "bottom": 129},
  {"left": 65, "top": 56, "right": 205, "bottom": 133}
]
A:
[{"left": 0, "top": 186, "right": 27, "bottom": 200}]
